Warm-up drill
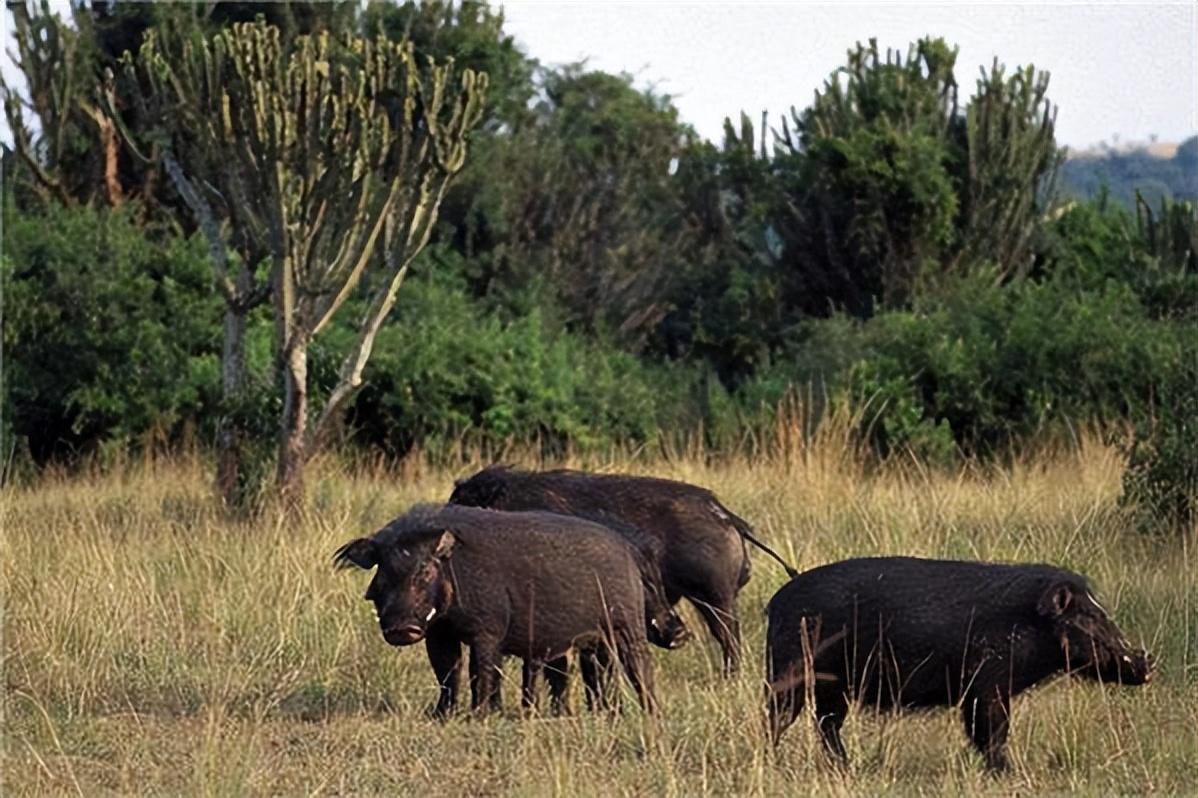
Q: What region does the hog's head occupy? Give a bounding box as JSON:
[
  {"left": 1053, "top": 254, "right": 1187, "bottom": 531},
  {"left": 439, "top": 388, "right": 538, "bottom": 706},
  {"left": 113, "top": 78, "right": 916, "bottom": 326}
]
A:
[
  {"left": 645, "top": 594, "right": 691, "bottom": 650},
  {"left": 448, "top": 467, "right": 510, "bottom": 509},
  {"left": 335, "top": 530, "right": 457, "bottom": 647},
  {"left": 1038, "top": 579, "right": 1153, "bottom": 685}
]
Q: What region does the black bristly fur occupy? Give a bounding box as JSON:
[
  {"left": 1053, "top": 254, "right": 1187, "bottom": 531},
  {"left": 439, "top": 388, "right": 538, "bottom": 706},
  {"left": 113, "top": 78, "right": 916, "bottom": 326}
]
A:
[
  {"left": 448, "top": 465, "right": 795, "bottom": 674},
  {"left": 766, "top": 556, "right": 1154, "bottom": 771},
  {"left": 333, "top": 503, "right": 658, "bottom": 718}
]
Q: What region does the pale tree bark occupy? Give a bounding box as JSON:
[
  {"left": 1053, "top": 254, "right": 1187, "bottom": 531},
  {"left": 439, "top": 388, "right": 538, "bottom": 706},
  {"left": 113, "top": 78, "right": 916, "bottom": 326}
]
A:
[
  {"left": 156, "top": 154, "right": 269, "bottom": 506},
  {"left": 277, "top": 339, "right": 309, "bottom": 505}
]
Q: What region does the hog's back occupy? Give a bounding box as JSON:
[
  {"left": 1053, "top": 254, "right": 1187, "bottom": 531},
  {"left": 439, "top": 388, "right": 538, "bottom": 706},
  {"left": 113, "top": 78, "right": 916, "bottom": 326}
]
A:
[
  {"left": 767, "top": 557, "right": 1066, "bottom": 706},
  {"left": 494, "top": 471, "right": 747, "bottom": 592},
  {"left": 436, "top": 507, "right": 646, "bottom": 661}
]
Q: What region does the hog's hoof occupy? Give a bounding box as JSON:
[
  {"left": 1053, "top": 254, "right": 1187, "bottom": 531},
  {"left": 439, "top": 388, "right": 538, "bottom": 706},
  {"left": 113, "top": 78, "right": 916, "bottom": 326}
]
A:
[{"left": 424, "top": 702, "right": 455, "bottom": 721}]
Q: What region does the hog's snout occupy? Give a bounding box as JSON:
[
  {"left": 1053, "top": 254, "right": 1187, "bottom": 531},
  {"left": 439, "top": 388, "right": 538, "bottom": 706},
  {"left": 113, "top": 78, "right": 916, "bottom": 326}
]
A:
[
  {"left": 1123, "top": 650, "right": 1154, "bottom": 684},
  {"left": 648, "top": 614, "right": 691, "bottom": 649},
  {"left": 382, "top": 624, "right": 426, "bottom": 646},
  {"left": 668, "top": 624, "right": 693, "bottom": 649}
]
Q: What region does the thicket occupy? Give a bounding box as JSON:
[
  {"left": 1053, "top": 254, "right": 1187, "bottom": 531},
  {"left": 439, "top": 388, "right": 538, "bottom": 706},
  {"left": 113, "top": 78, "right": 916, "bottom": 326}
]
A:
[{"left": 2, "top": 2, "right": 1195, "bottom": 526}]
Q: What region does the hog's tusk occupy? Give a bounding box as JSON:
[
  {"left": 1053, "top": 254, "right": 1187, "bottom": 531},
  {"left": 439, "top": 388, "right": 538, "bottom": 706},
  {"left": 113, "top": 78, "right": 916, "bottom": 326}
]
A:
[
  {"left": 425, "top": 608, "right": 438, "bottom": 622},
  {"left": 650, "top": 619, "right": 660, "bottom": 630}
]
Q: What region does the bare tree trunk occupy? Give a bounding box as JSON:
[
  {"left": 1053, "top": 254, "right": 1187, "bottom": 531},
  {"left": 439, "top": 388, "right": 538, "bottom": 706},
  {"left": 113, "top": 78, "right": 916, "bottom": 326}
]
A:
[
  {"left": 80, "top": 100, "right": 124, "bottom": 207},
  {"left": 215, "top": 305, "right": 249, "bottom": 506},
  {"left": 276, "top": 339, "right": 308, "bottom": 508}
]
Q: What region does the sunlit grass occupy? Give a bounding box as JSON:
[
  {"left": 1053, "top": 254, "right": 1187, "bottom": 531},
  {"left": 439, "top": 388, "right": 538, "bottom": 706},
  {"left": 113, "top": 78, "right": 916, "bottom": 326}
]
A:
[{"left": 3, "top": 434, "right": 1195, "bottom": 795}]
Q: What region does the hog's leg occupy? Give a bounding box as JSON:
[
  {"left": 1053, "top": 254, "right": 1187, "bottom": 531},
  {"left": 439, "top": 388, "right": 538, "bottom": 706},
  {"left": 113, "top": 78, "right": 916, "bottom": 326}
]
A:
[
  {"left": 544, "top": 656, "right": 572, "bottom": 716},
  {"left": 521, "top": 659, "right": 540, "bottom": 713},
  {"left": 615, "top": 628, "right": 658, "bottom": 715},
  {"left": 962, "top": 685, "right": 1011, "bottom": 771},
  {"left": 688, "top": 590, "right": 742, "bottom": 676},
  {"left": 813, "top": 688, "right": 850, "bottom": 769},
  {"left": 468, "top": 639, "right": 504, "bottom": 715},
  {"left": 425, "top": 626, "right": 462, "bottom": 719},
  {"left": 580, "top": 646, "right": 617, "bottom": 712}
]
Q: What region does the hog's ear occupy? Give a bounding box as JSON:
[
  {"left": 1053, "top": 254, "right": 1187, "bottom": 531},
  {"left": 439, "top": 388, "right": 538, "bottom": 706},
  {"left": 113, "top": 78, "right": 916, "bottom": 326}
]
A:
[
  {"left": 432, "top": 530, "right": 456, "bottom": 559},
  {"left": 333, "top": 538, "right": 378, "bottom": 570},
  {"left": 1038, "top": 582, "right": 1075, "bottom": 617}
]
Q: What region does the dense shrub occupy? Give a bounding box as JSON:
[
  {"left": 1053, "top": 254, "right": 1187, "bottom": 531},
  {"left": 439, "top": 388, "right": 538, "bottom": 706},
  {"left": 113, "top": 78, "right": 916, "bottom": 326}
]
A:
[
  {"left": 1035, "top": 197, "right": 1198, "bottom": 321},
  {"left": 340, "top": 267, "right": 706, "bottom": 459},
  {"left": 2, "top": 202, "right": 223, "bottom": 463},
  {"left": 748, "top": 269, "right": 1190, "bottom": 459},
  {"left": 1122, "top": 355, "right": 1198, "bottom": 532}
]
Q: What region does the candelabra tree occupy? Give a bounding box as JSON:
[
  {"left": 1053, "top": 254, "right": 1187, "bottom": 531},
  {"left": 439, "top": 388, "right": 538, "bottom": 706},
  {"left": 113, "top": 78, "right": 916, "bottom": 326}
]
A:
[
  {"left": 116, "top": 18, "right": 487, "bottom": 506},
  {"left": 960, "top": 60, "right": 1062, "bottom": 282}
]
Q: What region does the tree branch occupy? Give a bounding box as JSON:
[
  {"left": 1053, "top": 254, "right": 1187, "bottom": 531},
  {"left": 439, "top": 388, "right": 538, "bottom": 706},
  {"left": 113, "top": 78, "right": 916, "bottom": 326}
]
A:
[
  {"left": 160, "top": 153, "right": 237, "bottom": 303},
  {"left": 305, "top": 174, "right": 450, "bottom": 457}
]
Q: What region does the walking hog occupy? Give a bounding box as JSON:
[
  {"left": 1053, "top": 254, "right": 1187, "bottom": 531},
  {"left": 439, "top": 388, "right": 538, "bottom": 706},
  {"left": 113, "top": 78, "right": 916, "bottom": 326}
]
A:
[
  {"left": 335, "top": 504, "right": 657, "bottom": 716},
  {"left": 449, "top": 466, "right": 797, "bottom": 674},
  {"left": 766, "top": 557, "right": 1154, "bottom": 771}
]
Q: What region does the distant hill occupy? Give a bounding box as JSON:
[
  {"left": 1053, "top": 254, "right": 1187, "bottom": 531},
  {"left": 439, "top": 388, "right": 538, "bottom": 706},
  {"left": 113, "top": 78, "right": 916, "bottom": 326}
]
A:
[{"left": 1060, "top": 136, "right": 1197, "bottom": 207}]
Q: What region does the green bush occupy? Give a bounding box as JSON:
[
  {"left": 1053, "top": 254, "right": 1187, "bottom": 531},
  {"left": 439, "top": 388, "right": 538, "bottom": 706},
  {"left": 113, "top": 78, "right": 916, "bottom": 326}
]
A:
[
  {"left": 2, "top": 202, "right": 223, "bottom": 462},
  {"left": 1122, "top": 355, "right": 1198, "bottom": 532},
  {"left": 1035, "top": 197, "right": 1198, "bottom": 320},
  {"left": 752, "top": 269, "right": 1189, "bottom": 459},
  {"left": 340, "top": 267, "right": 705, "bottom": 459}
]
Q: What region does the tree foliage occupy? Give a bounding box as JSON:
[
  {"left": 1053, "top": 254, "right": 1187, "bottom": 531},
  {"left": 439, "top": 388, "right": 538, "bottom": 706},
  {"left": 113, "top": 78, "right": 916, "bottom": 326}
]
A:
[
  {"left": 3, "top": 201, "right": 222, "bottom": 461},
  {"left": 4, "top": 5, "right": 1195, "bottom": 528},
  {"left": 767, "top": 37, "right": 1060, "bottom": 315},
  {"left": 119, "top": 14, "right": 487, "bottom": 503},
  {"left": 449, "top": 66, "right": 695, "bottom": 345}
]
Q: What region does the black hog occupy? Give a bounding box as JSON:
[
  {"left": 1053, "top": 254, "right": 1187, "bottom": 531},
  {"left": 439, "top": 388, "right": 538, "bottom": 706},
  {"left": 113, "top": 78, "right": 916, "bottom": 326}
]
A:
[
  {"left": 449, "top": 465, "right": 797, "bottom": 674},
  {"left": 766, "top": 557, "right": 1154, "bottom": 771},
  {"left": 528, "top": 510, "right": 691, "bottom": 714},
  {"left": 335, "top": 504, "right": 656, "bottom": 716}
]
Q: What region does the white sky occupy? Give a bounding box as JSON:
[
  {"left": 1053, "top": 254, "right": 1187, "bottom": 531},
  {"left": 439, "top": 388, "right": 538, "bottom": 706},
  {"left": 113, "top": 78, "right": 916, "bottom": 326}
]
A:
[
  {"left": 2, "top": 1, "right": 1195, "bottom": 151},
  {"left": 498, "top": 1, "right": 1197, "bottom": 150}
]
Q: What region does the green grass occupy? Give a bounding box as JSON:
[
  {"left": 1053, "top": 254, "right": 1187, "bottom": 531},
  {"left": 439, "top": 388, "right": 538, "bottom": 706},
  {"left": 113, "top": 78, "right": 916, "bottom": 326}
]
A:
[{"left": 3, "top": 440, "right": 1195, "bottom": 796}]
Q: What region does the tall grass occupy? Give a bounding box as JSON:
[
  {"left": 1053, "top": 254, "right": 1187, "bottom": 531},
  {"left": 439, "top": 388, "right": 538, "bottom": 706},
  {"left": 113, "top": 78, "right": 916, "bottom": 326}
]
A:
[{"left": 2, "top": 433, "right": 1195, "bottom": 796}]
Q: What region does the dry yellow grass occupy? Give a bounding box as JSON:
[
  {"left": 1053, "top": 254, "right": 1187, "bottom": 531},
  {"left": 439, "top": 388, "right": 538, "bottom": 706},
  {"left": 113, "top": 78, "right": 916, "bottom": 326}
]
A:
[{"left": 2, "top": 436, "right": 1195, "bottom": 796}]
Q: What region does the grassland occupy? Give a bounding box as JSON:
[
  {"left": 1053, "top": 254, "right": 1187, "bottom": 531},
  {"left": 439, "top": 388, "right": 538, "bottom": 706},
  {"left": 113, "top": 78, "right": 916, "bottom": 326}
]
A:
[{"left": 3, "top": 435, "right": 1195, "bottom": 796}]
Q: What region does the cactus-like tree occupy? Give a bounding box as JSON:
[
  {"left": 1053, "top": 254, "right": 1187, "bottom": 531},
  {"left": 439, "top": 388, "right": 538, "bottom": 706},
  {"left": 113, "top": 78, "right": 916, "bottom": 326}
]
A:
[
  {"left": 960, "top": 60, "right": 1062, "bottom": 281},
  {"left": 116, "top": 17, "right": 487, "bottom": 505},
  {"left": 769, "top": 38, "right": 1061, "bottom": 314}
]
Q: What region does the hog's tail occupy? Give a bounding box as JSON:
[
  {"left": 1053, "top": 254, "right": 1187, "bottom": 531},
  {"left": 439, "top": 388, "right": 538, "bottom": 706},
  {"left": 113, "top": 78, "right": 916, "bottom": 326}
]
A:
[{"left": 717, "top": 502, "right": 799, "bottom": 579}]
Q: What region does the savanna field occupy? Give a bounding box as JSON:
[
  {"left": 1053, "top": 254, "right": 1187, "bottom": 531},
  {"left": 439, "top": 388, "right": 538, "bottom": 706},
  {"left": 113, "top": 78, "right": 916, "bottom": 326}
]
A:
[{"left": 3, "top": 432, "right": 1195, "bottom": 797}]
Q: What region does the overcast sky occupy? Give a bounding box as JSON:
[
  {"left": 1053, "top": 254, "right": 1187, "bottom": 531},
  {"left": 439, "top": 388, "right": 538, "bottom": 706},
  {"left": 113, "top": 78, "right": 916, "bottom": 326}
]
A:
[
  {"left": 2, "top": 1, "right": 1195, "bottom": 151},
  {"left": 498, "top": 1, "right": 1196, "bottom": 150}
]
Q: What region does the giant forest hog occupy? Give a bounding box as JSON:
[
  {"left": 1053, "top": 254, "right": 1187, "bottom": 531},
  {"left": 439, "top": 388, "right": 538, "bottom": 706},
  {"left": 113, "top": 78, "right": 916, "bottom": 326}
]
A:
[
  {"left": 766, "top": 557, "right": 1153, "bottom": 771},
  {"left": 450, "top": 466, "right": 797, "bottom": 674},
  {"left": 335, "top": 504, "right": 657, "bottom": 716},
  {"left": 526, "top": 509, "right": 691, "bottom": 714}
]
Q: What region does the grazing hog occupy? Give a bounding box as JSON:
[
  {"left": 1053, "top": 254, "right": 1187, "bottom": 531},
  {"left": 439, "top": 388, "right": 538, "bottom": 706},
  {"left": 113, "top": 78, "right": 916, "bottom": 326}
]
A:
[
  {"left": 449, "top": 465, "right": 797, "bottom": 674},
  {"left": 766, "top": 557, "right": 1154, "bottom": 771},
  {"left": 334, "top": 504, "right": 656, "bottom": 716}
]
